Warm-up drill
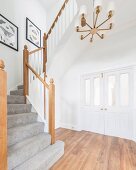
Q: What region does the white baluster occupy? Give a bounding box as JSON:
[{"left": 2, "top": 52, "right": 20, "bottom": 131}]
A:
[
  {"left": 55, "top": 22, "right": 59, "bottom": 46},
  {"left": 47, "top": 37, "right": 50, "bottom": 56},
  {"left": 65, "top": 3, "right": 69, "bottom": 29},
  {"left": 55, "top": 21, "right": 58, "bottom": 46},
  {"left": 60, "top": 14, "right": 63, "bottom": 38},
  {"left": 67, "top": 0, "right": 71, "bottom": 26},
  {"left": 58, "top": 16, "right": 61, "bottom": 41},
  {"left": 74, "top": 0, "right": 78, "bottom": 16},
  {"left": 41, "top": 49, "right": 43, "bottom": 75},
  {"left": 51, "top": 31, "right": 54, "bottom": 53},
  {"left": 69, "top": 0, "right": 73, "bottom": 22},
  {"left": 29, "top": 56, "right": 31, "bottom": 83},
  {"left": 34, "top": 53, "right": 36, "bottom": 80},
  {"left": 64, "top": 5, "right": 67, "bottom": 34},
  {"left": 54, "top": 24, "right": 57, "bottom": 48},
  {"left": 37, "top": 53, "right": 39, "bottom": 73},
  {"left": 62, "top": 10, "right": 65, "bottom": 35}
]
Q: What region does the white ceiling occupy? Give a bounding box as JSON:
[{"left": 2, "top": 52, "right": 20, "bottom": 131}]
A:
[
  {"left": 39, "top": 0, "right": 57, "bottom": 10},
  {"left": 47, "top": 0, "right": 136, "bottom": 78}
]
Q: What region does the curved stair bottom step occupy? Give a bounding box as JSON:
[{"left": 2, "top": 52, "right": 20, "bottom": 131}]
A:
[
  {"left": 13, "top": 141, "right": 64, "bottom": 170},
  {"left": 8, "top": 133, "right": 51, "bottom": 170}
]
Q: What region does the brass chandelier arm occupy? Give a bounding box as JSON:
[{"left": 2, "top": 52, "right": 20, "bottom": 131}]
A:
[
  {"left": 96, "top": 17, "right": 111, "bottom": 29},
  {"left": 96, "top": 33, "right": 103, "bottom": 39},
  {"left": 77, "top": 29, "right": 91, "bottom": 33},
  {"left": 82, "top": 32, "right": 91, "bottom": 40},
  {"left": 93, "top": 12, "right": 95, "bottom": 27},
  {"left": 94, "top": 13, "right": 99, "bottom": 28},
  {"left": 98, "top": 28, "right": 111, "bottom": 31},
  {"left": 90, "top": 34, "right": 94, "bottom": 42},
  {"left": 86, "top": 23, "right": 93, "bottom": 29}
]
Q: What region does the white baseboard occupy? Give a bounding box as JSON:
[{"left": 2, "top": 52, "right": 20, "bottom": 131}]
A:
[
  {"left": 133, "top": 137, "right": 136, "bottom": 142},
  {"left": 58, "top": 123, "right": 81, "bottom": 131}
]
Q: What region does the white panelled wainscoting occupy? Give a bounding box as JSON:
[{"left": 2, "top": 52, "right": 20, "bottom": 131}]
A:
[{"left": 80, "top": 65, "right": 136, "bottom": 141}]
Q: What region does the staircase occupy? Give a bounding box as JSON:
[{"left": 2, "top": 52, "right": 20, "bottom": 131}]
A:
[
  {"left": 0, "top": 0, "right": 78, "bottom": 169},
  {"left": 7, "top": 85, "right": 64, "bottom": 170}
]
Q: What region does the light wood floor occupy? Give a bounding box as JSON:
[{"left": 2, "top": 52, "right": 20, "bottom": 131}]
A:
[{"left": 50, "top": 128, "right": 136, "bottom": 170}]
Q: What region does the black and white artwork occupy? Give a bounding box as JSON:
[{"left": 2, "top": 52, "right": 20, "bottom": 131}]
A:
[
  {"left": 0, "top": 14, "right": 18, "bottom": 51},
  {"left": 26, "top": 18, "right": 41, "bottom": 48}
]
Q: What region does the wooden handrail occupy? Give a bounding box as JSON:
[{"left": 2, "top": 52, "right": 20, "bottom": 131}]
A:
[
  {"left": 46, "top": 0, "right": 70, "bottom": 39},
  {"left": 26, "top": 63, "right": 49, "bottom": 89},
  {"left": 0, "top": 59, "right": 7, "bottom": 170},
  {"left": 29, "top": 47, "right": 44, "bottom": 55}
]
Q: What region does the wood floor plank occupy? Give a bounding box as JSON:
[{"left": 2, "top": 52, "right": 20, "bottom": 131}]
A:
[{"left": 50, "top": 128, "right": 136, "bottom": 170}]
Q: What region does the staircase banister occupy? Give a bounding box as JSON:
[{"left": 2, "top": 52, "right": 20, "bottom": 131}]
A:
[
  {"left": 46, "top": 0, "right": 70, "bottom": 39},
  {"left": 29, "top": 47, "right": 44, "bottom": 55},
  {"left": 0, "top": 59, "right": 7, "bottom": 170},
  {"left": 26, "top": 63, "right": 49, "bottom": 89}
]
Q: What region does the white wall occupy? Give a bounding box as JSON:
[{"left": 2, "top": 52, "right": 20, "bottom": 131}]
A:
[
  {"left": 58, "top": 28, "right": 136, "bottom": 139},
  {"left": 0, "top": 0, "right": 46, "bottom": 92}
]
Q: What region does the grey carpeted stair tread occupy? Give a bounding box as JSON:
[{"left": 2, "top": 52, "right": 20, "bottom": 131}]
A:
[
  {"left": 17, "top": 85, "right": 24, "bottom": 90},
  {"left": 13, "top": 141, "right": 64, "bottom": 170},
  {"left": 8, "top": 104, "right": 32, "bottom": 114},
  {"left": 7, "top": 95, "right": 25, "bottom": 104},
  {"left": 8, "top": 113, "right": 37, "bottom": 128},
  {"left": 10, "top": 89, "right": 24, "bottom": 96},
  {"left": 8, "top": 122, "right": 44, "bottom": 146},
  {"left": 8, "top": 133, "right": 51, "bottom": 170}
]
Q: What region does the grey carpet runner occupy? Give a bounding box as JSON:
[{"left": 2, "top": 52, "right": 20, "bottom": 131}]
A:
[{"left": 8, "top": 85, "right": 64, "bottom": 170}]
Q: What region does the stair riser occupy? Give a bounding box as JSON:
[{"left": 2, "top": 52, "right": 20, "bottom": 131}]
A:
[
  {"left": 8, "top": 134, "right": 51, "bottom": 170},
  {"left": 8, "top": 123, "right": 44, "bottom": 146},
  {"left": 7, "top": 96, "right": 25, "bottom": 104},
  {"left": 10, "top": 89, "right": 24, "bottom": 96},
  {"left": 8, "top": 104, "right": 32, "bottom": 114},
  {"left": 8, "top": 113, "right": 37, "bottom": 128},
  {"left": 17, "top": 85, "right": 24, "bottom": 90}
]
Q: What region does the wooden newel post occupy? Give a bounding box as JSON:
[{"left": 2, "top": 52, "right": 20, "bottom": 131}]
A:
[
  {"left": 43, "top": 33, "right": 47, "bottom": 74},
  {"left": 23, "top": 45, "right": 29, "bottom": 96},
  {"left": 49, "top": 78, "right": 55, "bottom": 145},
  {"left": 0, "top": 59, "right": 7, "bottom": 170}
]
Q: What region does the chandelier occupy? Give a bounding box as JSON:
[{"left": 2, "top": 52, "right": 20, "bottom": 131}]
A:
[{"left": 75, "top": 0, "right": 115, "bottom": 43}]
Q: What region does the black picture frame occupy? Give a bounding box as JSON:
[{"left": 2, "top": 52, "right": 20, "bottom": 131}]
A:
[
  {"left": 26, "top": 18, "right": 41, "bottom": 48},
  {"left": 0, "top": 14, "right": 19, "bottom": 51}
]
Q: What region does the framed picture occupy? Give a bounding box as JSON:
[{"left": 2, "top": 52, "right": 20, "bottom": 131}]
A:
[
  {"left": 0, "top": 14, "right": 18, "bottom": 51},
  {"left": 26, "top": 18, "right": 41, "bottom": 48}
]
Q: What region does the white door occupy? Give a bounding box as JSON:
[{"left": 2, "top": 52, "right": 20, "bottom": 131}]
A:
[
  {"left": 81, "top": 67, "right": 134, "bottom": 139},
  {"left": 104, "top": 69, "right": 133, "bottom": 139},
  {"left": 81, "top": 73, "right": 105, "bottom": 134}
]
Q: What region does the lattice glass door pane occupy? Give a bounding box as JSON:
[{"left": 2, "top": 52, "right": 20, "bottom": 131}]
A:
[
  {"left": 108, "top": 75, "right": 116, "bottom": 106},
  {"left": 85, "top": 79, "right": 91, "bottom": 105},
  {"left": 93, "top": 77, "right": 101, "bottom": 106},
  {"left": 120, "top": 73, "right": 129, "bottom": 106}
]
